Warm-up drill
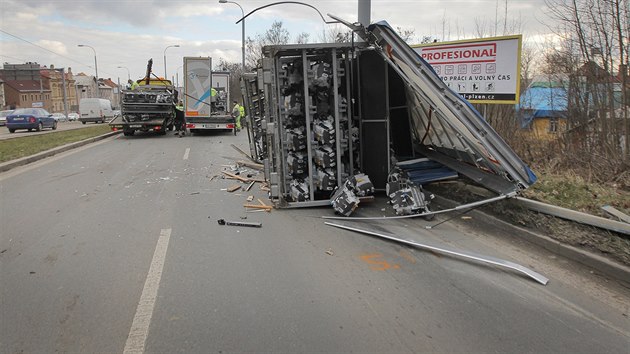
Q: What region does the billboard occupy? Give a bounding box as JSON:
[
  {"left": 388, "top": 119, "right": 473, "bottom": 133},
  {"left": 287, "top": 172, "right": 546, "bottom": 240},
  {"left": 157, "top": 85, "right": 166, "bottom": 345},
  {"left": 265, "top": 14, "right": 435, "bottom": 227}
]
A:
[{"left": 412, "top": 35, "right": 522, "bottom": 104}]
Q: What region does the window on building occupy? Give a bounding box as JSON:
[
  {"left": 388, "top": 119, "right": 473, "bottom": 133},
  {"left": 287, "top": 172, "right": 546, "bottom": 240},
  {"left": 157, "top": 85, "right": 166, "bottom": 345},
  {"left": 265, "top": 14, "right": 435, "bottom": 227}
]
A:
[{"left": 549, "top": 118, "right": 558, "bottom": 133}]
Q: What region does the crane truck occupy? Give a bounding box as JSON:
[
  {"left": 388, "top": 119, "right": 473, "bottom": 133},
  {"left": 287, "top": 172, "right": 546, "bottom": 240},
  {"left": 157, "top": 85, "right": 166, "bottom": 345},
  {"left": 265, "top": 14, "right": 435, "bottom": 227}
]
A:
[{"left": 109, "top": 59, "right": 176, "bottom": 136}]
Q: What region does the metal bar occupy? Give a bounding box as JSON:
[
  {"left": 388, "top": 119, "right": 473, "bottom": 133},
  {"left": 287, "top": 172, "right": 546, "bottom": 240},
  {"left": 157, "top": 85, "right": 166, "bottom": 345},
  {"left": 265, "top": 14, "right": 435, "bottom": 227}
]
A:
[
  {"left": 332, "top": 48, "right": 343, "bottom": 185},
  {"left": 322, "top": 192, "right": 516, "bottom": 221},
  {"left": 601, "top": 205, "right": 630, "bottom": 224},
  {"left": 324, "top": 222, "right": 549, "bottom": 285},
  {"left": 516, "top": 197, "right": 630, "bottom": 235},
  {"left": 217, "top": 219, "right": 262, "bottom": 227},
  {"left": 303, "top": 49, "right": 315, "bottom": 202}
]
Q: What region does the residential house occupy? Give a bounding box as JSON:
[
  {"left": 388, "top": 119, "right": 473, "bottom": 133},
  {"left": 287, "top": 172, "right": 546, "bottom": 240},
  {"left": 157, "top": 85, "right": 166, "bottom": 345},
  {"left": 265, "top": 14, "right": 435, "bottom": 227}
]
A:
[
  {"left": 40, "top": 65, "right": 78, "bottom": 113},
  {"left": 3, "top": 80, "right": 52, "bottom": 111},
  {"left": 75, "top": 73, "right": 98, "bottom": 100},
  {"left": 518, "top": 80, "right": 568, "bottom": 140},
  {"left": 100, "top": 78, "right": 121, "bottom": 109},
  {"left": 0, "top": 78, "right": 6, "bottom": 109}
]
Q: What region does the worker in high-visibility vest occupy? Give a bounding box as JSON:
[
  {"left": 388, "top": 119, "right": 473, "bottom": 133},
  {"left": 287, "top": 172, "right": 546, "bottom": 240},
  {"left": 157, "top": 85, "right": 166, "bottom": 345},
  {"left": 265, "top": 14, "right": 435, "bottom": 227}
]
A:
[
  {"left": 231, "top": 100, "right": 241, "bottom": 132},
  {"left": 174, "top": 100, "right": 186, "bottom": 137},
  {"left": 239, "top": 103, "right": 245, "bottom": 128},
  {"left": 128, "top": 79, "right": 139, "bottom": 90}
]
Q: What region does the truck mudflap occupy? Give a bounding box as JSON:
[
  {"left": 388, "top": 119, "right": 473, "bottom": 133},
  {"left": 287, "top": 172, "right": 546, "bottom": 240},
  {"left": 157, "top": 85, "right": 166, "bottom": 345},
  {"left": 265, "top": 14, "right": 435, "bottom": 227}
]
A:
[{"left": 330, "top": 15, "right": 536, "bottom": 194}]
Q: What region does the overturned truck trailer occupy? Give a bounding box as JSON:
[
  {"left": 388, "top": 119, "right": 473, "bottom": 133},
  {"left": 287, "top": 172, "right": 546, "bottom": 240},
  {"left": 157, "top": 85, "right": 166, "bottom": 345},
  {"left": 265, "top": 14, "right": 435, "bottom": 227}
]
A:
[{"left": 243, "top": 18, "right": 536, "bottom": 208}]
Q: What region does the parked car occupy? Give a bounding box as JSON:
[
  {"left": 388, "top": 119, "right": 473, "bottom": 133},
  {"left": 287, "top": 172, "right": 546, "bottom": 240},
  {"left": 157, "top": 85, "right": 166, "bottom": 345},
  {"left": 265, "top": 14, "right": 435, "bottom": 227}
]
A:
[
  {"left": 6, "top": 108, "right": 57, "bottom": 133},
  {"left": 51, "top": 112, "right": 68, "bottom": 122},
  {"left": 67, "top": 112, "right": 80, "bottom": 121},
  {"left": 0, "top": 109, "right": 14, "bottom": 126}
]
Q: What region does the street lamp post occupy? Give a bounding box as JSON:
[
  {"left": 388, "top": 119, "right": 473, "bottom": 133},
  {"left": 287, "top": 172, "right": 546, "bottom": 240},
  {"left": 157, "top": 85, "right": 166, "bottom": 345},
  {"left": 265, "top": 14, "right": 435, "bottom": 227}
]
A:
[
  {"left": 117, "top": 66, "right": 131, "bottom": 81},
  {"left": 219, "top": 0, "right": 245, "bottom": 71},
  {"left": 163, "top": 45, "right": 180, "bottom": 81},
  {"left": 78, "top": 44, "right": 99, "bottom": 97}
]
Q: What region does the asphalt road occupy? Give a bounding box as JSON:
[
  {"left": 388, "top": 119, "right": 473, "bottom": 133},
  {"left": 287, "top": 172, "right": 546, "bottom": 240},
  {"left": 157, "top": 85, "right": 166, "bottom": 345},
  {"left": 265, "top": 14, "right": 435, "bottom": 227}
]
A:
[{"left": 1, "top": 130, "right": 629, "bottom": 353}]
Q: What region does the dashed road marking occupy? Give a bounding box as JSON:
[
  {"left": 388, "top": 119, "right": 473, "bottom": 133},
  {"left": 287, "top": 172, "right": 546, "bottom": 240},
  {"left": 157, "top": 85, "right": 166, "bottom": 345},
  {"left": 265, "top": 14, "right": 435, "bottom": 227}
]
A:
[
  {"left": 183, "top": 148, "right": 190, "bottom": 160},
  {"left": 123, "top": 228, "right": 172, "bottom": 354}
]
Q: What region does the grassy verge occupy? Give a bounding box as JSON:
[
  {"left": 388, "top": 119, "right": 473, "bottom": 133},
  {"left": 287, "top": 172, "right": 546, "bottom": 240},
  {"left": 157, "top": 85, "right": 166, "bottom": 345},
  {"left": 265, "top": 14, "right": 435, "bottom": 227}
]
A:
[
  {"left": 0, "top": 125, "right": 112, "bottom": 163},
  {"left": 522, "top": 170, "right": 630, "bottom": 218}
]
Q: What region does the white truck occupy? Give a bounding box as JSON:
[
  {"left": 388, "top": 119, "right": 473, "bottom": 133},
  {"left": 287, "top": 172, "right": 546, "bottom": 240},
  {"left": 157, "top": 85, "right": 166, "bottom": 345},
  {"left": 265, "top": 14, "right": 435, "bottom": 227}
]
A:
[{"left": 183, "top": 57, "right": 234, "bottom": 134}]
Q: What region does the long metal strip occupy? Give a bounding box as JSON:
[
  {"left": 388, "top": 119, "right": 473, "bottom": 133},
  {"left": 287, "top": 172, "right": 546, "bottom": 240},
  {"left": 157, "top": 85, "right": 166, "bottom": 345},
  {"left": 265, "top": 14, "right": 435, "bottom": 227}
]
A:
[
  {"left": 323, "top": 192, "right": 515, "bottom": 221},
  {"left": 325, "top": 222, "right": 549, "bottom": 285}
]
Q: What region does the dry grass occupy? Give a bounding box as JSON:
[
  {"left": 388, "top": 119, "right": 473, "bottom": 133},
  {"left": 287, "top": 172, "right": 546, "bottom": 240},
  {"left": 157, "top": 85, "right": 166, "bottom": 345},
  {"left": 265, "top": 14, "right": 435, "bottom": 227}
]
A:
[{"left": 0, "top": 125, "right": 111, "bottom": 163}]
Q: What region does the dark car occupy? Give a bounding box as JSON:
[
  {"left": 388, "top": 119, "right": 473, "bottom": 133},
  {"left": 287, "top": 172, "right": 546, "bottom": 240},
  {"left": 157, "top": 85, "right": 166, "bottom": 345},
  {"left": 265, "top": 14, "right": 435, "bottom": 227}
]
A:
[{"left": 6, "top": 108, "right": 57, "bottom": 133}]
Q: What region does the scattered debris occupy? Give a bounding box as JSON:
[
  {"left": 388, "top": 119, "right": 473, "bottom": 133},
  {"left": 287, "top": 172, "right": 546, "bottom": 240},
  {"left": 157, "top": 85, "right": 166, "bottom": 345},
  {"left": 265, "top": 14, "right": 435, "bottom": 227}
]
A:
[
  {"left": 245, "top": 181, "right": 256, "bottom": 192},
  {"left": 330, "top": 174, "right": 375, "bottom": 216},
  {"left": 190, "top": 192, "right": 201, "bottom": 195},
  {"left": 325, "top": 248, "right": 334, "bottom": 256},
  {"left": 217, "top": 219, "right": 262, "bottom": 228},
  {"left": 222, "top": 171, "right": 249, "bottom": 182},
  {"left": 244, "top": 198, "right": 273, "bottom": 212},
  {"left": 461, "top": 216, "right": 472, "bottom": 220},
  {"left": 387, "top": 169, "right": 434, "bottom": 217},
  {"left": 237, "top": 160, "right": 264, "bottom": 171},
  {"left": 246, "top": 195, "right": 254, "bottom": 202}
]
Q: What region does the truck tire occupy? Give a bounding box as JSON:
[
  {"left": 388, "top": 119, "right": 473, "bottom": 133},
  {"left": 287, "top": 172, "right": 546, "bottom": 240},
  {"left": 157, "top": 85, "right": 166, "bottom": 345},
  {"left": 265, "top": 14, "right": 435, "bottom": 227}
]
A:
[
  {"left": 123, "top": 129, "right": 135, "bottom": 136},
  {"left": 82, "top": 121, "right": 86, "bottom": 124}
]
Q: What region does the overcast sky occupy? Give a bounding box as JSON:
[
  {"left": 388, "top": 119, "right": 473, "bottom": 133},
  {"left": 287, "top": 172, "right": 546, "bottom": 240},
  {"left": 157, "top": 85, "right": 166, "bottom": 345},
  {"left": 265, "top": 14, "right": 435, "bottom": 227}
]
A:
[{"left": 0, "top": 0, "right": 555, "bottom": 84}]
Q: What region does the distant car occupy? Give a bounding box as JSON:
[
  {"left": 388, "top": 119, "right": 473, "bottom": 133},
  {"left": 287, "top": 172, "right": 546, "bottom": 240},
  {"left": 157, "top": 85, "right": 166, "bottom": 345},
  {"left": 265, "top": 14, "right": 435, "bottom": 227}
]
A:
[
  {"left": 51, "top": 112, "right": 68, "bottom": 122},
  {"left": 6, "top": 108, "right": 57, "bottom": 133},
  {"left": 67, "top": 112, "right": 80, "bottom": 121},
  {"left": 0, "top": 109, "right": 14, "bottom": 126}
]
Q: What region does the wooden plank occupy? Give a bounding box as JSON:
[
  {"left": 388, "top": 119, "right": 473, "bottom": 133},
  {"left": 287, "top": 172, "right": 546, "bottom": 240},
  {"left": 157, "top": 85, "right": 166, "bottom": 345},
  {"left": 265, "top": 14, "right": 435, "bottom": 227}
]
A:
[
  {"left": 601, "top": 205, "right": 630, "bottom": 224},
  {"left": 221, "top": 170, "right": 249, "bottom": 182},
  {"left": 227, "top": 184, "right": 242, "bottom": 192},
  {"left": 237, "top": 160, "right": 264, "bottom": 170},
  {"left": 243, "top": 204, "right": 273, "bottom": 211}
]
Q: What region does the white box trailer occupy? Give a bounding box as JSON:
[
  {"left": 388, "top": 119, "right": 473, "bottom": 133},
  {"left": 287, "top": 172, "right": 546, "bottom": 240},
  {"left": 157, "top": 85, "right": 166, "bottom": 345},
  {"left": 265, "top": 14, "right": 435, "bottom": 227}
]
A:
[{"left": 183, "top": 57, "right": 234, "bottom": 134}]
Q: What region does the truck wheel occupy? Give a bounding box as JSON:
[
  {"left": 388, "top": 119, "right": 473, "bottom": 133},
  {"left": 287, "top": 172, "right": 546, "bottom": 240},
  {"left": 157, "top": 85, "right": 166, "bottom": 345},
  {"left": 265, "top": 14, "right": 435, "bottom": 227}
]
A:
[
  {"left": 123, "top": 130, "right": 135, "bottom": 136},
  {"left": 82, "top": 121, "right": 86, "bottom": 125}
]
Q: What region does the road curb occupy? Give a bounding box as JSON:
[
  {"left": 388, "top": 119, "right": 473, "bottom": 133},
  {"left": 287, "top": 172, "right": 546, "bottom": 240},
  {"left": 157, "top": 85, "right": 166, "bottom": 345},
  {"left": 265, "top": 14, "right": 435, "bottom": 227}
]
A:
[
  {"left": 0, "top": 131, "right": 120, "bottom": 173},
  {"left": 433, "top": 195, "right": 630, "bottom": 285}
]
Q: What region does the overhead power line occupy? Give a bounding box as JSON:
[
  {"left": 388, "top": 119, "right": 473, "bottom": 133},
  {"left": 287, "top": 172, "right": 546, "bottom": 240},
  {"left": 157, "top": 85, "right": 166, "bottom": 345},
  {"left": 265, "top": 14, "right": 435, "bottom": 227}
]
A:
[{"left": 0, "top": 28, "right": 93, "bottom": 70}]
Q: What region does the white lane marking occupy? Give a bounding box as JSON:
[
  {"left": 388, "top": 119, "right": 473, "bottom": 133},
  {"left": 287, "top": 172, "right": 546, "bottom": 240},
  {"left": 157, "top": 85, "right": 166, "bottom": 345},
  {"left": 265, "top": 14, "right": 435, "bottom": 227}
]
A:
[
  {"left": 123, "top": 228, "right": 172, "bottom": 354},
  {"left": 183, "top": 148, "right": 190, "bottom": 160}
]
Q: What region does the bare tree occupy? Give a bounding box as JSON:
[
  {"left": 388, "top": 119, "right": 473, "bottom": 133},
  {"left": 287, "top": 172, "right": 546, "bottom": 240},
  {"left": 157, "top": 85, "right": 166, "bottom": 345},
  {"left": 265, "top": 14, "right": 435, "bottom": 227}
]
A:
[
  {"left": 295, "top": 32, "right": 310, "bottom": 44},
  {"left": 245, "top": 20, "right": 291, "bottom": 69},
  {"left": 396, "top": 27, "right": 416, "bottom": 43},
  {"left": 318, "top": 25, "right": 352, "bottom": 43},
  {"left": 542, "top": 0, "right": 629, "bottom": 181}
]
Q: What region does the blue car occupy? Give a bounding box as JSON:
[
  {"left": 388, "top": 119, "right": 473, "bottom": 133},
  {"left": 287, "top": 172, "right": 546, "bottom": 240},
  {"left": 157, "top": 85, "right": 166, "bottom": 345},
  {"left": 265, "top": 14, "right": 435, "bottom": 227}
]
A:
[{"left": 6, "top": 108, "right": 57, "bottom": 133}]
